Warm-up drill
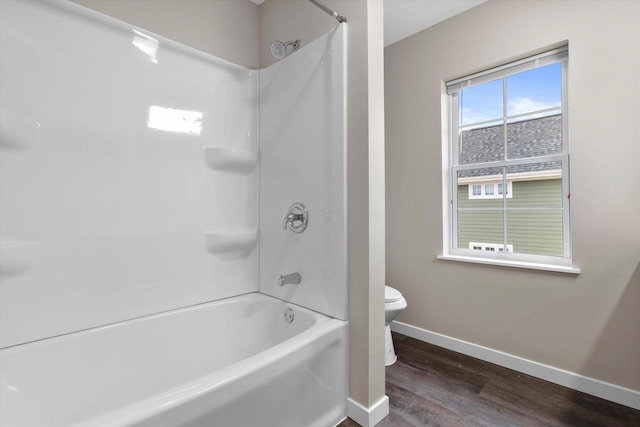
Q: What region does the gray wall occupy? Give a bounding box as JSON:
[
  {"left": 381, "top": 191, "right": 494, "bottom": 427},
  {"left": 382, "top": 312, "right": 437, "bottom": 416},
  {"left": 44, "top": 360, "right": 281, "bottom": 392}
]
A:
[
  {"left": 385, "top": 0, "right": 640, "bottom": 392},
  {"left": 71, "top": 0, "right": 260, "bottom": 68}
]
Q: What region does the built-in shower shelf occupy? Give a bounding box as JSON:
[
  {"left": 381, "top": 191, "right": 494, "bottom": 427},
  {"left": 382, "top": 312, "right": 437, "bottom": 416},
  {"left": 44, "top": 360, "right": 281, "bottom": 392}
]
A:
[
  {"left": 0, "top": 240, "right": 38, "bottom": 278},
  {"left": 204, "top": 229, "right": 257, "bottom": 254},
  {"left": 0, "top": 113, "right": 41, "bottom": 150},
  {"left": 204, "top": 147, "right": 257, "bottom": 173}
]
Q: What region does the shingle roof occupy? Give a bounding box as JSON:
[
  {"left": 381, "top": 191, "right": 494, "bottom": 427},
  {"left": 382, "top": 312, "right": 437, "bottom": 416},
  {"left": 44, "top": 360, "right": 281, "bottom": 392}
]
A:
[{"left": 459, "top": 114, "right": 562, "bottom": 177}]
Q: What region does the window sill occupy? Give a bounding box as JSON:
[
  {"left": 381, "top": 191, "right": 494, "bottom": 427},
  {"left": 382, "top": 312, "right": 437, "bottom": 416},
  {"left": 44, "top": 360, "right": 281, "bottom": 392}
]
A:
[{"left": 436, "top": 254, "right": 581, "bottom": 275}]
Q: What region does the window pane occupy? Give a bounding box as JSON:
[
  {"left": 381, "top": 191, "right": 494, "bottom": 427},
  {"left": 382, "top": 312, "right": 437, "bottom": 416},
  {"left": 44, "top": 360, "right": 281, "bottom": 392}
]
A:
[
  {"left": 458, "top": 166, "right": 503, "bottom": 180},
  {"left": 506, "top": 113, "right": 562, "bottom": 159},
  {"left": 506, "top": 210, "right": 563, "bottom": 257},
  {"left": 460, "top": 79, "right": 503, "bottom": 126},
  {"left": 457, "top": 168, "right": 505, "bottom": 250},
  {"left": 505, "top": 161, "right": 564, "bottom": 257},
  {"left": 506, "top": 62, "right": 561, "bottom": 117},
  {"left": 485, "top": 184, "right": 494, "bottom": 195},
  {"left": 459, "top": 123, "right": 504, "bottom": 164},
  {"left": 458, "top": 168, "right": 504, "bottom": 204},
  {"left": 505, "top": 161, "right": 563, "bottom": 208},
  {"left": 458, "top": 210, "right": 504, "bottom": 251}
]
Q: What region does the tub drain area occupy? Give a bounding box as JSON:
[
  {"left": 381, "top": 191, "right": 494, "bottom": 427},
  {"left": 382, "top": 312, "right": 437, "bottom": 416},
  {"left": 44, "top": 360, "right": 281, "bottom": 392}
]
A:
[{"left": 284, "top": 308, "right": 295, "bottom": 323}]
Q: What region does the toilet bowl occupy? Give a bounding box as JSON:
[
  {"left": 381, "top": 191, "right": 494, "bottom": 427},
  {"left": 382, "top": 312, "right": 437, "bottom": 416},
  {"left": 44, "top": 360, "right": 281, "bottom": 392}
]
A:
[{"left": 385, "top": 285, "right": 407, "bottom": 366}]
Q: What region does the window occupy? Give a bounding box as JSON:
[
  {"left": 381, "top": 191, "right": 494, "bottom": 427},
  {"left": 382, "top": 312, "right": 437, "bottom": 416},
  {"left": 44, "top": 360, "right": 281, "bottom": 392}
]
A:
[
  {"left": 468, "top": 181, "right": 513, "bottom": 199},
  {"left": 443, "top": 47, "right": 573, "bottom": 269},
  {"left": 469, "top": 242, "right": 514, "bottom": 253}
]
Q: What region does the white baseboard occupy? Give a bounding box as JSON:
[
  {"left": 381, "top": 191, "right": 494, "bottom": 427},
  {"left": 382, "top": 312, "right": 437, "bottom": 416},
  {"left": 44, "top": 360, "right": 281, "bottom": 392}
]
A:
[
  {"left": 391, "top": 321, "right": 640, "bottom": 411},
  {"left": 346, "top": 395, "right": 389, "bottom": 427}
]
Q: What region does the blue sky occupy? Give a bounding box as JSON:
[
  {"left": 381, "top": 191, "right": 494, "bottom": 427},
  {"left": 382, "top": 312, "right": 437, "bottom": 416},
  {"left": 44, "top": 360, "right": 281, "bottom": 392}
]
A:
[{"left": 460, "top": 62, "right": 562, "bottom": 126}]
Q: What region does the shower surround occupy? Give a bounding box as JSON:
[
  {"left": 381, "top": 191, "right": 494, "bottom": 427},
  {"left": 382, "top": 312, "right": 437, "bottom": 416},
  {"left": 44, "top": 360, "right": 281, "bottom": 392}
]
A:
[{"left": 0, "top": 0, "right": 347, "bottom": 425}]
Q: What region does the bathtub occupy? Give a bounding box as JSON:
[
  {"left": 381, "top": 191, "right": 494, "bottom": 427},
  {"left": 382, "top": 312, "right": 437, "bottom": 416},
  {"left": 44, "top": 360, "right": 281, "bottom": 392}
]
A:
[{"left": 0, "top": 293, "right": 348, "bottom": 427}]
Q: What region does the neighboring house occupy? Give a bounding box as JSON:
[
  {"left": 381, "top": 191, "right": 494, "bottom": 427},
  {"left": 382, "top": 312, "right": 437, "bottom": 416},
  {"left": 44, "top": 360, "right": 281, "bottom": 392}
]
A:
[{"left": 457, "top": 114, "right": 563, "bottom": 257}]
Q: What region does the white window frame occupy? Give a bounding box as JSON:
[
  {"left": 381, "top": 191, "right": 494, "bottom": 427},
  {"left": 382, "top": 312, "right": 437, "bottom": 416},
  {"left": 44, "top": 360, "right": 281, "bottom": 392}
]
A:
[{"left": 439, "top": 47, "right": 580, "bottom": 274}]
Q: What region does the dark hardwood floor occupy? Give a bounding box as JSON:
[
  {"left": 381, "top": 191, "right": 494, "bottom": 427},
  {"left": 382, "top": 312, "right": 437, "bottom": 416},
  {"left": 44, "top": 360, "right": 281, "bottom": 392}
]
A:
[{"left": 339, "top": 333, "right": 640, "bottom": 427}]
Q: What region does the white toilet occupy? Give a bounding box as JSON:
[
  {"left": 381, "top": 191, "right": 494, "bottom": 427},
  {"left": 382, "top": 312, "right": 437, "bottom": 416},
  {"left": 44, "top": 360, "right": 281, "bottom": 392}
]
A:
[{"left": 385, "top": 285, "right": 407, "bottom": 366}]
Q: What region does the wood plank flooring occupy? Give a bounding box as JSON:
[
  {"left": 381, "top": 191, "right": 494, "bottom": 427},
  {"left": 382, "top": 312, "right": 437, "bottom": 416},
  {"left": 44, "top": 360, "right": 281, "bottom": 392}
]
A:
[{"left": 339, "top": 333, "right": 640, "bottom": 427}]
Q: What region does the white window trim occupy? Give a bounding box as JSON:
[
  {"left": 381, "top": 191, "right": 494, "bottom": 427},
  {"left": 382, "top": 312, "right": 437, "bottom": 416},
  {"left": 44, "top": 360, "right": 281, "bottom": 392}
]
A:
[
  {"left": 437, "top": 253, "right": 581, "bottom": 274},
  {"left": 441, "top": 47, "right": 578, "bottom": 274}
]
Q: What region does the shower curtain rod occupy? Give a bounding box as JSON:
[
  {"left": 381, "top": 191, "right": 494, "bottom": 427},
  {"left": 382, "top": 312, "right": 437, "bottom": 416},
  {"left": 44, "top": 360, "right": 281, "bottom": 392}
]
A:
[{"left": 307, "top": 0, "right": 347, "bottom": 23}]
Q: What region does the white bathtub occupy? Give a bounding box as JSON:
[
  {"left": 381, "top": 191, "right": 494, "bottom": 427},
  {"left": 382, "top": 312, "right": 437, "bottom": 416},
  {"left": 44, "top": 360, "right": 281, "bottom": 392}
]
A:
[{"left": 0, "top": 293, "right": 348, "bottom": 427}]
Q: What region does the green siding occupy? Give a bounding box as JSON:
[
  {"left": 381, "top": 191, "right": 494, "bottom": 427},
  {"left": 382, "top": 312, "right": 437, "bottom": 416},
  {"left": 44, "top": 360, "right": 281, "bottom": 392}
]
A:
[
  {"left": 507, "top": 180, "right": 563, "bottom": 209},
  {"left": 458, "top": 210, "right": 503, "bottom": 244},
  {"left": 457, "top": 179, "right": 563, "bottom": 256}
]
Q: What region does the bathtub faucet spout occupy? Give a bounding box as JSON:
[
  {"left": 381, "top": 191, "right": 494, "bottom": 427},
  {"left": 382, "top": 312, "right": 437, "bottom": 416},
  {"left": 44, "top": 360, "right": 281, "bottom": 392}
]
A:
[{"left": 279, "top": 272, "right": 301, "bottom": 286}]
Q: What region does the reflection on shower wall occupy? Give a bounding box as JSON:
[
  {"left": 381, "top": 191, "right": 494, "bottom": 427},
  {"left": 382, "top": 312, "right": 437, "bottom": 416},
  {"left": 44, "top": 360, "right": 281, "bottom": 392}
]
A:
[
  {"left": 259, "top": 26, "right": 347, "bottom": 320},
  {"left": 0, "top": 1, "right": 258, "bottom": 348}
]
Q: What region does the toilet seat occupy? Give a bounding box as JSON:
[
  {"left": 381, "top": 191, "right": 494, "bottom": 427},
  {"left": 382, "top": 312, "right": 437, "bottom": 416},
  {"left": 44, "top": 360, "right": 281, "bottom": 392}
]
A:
[{"left": 385, "top": 286, "right": 403, "bottom": 303}]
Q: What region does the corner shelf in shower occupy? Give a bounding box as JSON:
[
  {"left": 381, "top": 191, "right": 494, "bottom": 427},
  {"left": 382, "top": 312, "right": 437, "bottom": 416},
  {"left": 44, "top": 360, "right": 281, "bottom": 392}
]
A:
[
  {"left": 204, "top": 146, "right": 257, "bottom": 174},
  {"left": 204, "top": 229, "right": 257, "bottom": 255},
  {"left": 0, "top": 240, "right": 38, "bottom": 278}
]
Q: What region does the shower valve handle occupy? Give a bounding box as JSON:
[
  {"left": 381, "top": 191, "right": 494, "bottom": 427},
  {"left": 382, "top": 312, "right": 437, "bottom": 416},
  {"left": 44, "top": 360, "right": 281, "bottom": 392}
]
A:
[{"left": 283, "top": 203, "right": 308, "bottom": 233}]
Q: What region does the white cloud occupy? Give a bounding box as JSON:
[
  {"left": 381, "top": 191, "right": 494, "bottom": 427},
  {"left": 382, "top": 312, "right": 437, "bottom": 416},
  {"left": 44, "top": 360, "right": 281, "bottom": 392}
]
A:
[
  {"left": 461, "top": 97, "right": 561, "bottom": 128},
  {"left": 507, "top": 97, "right": 560, "bottom": 116}
]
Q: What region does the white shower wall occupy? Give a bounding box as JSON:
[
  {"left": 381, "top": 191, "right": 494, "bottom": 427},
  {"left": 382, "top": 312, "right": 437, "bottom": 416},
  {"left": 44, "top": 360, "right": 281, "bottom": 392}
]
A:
[
  {"left": 0, "top": 1, "right": 259, "bottom": 348},
  {"left": 259, "top": 26, "right": 347, "bottom": 320},
  {"left": 1, "top": 0, "right": 347, "bottom": 349}
]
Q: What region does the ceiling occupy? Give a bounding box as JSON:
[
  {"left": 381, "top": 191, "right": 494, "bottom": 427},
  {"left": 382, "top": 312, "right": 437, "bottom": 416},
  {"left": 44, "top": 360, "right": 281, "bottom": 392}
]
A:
[
  {"left": 384, "top": 0, "right": 486, "bottom": 46},
  {"left": 250, "top": 0, "right": 486, "bottom": 47}
]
